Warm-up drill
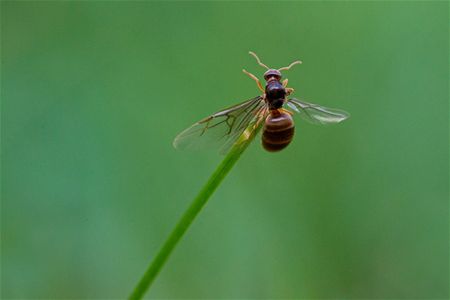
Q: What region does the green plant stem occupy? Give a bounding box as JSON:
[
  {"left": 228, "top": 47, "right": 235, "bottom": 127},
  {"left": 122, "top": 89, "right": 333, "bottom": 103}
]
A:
[{"left": 129, "top": 124, "right": 262, "bottom": 300}]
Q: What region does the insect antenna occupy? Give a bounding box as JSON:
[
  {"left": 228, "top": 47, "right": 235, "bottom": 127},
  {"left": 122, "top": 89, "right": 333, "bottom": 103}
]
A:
[
  {"left": 278, "top": 59, "right": 302, "bottom": 71},
  {"left": 249, "top": 51, "right": 269, "bottom": 70}
]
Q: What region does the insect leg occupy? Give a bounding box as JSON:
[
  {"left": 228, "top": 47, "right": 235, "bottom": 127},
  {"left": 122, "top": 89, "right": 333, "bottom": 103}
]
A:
[
  {"left": 281, "top": 108, "right": 294, "bottom": 115},
  {"left": 283, "top": 79, "right": 295, "bottom": 96},
  {"left": 242, "top": 69, "right": 264, "bottom": 93},
  {"left": 285, "top": 87, "right": 294, "bottom": 96}
]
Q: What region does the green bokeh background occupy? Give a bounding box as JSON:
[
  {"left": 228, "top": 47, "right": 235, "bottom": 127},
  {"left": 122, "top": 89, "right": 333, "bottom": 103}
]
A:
[{"left": 2, "top": 1, "right": 448, "bottom": 299}]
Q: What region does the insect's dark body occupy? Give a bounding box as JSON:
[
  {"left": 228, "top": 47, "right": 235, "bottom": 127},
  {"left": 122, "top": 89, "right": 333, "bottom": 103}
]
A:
[
  {"left": 265, "top": 79, "right": 286, "bottom": 110},
  {"left": 262, "top": 72, "right": 295, "bottom": 152}
]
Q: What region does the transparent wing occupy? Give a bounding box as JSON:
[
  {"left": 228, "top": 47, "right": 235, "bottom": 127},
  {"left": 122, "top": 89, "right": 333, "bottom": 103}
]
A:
[
  {"left": 287, "top": 98, "right": 350, "bottom": 125},
  {"left": 173, "top": 96, "right": 266, "bottom": 153}
]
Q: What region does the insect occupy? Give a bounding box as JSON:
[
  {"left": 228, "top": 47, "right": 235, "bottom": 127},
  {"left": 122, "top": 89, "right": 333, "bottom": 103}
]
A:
[{"left": 173, "top": 51, "right": 349, "bottom": 153}]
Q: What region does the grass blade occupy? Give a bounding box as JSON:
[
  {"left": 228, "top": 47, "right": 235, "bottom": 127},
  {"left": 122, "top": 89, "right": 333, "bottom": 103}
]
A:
[{"left": 129, "top": 123, "right": 262, "bottom": 299}]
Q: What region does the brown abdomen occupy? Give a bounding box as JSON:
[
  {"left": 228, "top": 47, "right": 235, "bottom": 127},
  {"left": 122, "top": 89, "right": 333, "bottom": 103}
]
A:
[{"left": 262, "top": 111, "right": 295, "bottom": 152}]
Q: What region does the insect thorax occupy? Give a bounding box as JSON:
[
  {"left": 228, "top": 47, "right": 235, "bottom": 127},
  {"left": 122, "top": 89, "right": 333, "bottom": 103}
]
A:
[{"left": 265, "top": 80, "right": 286, "bottom": 110}]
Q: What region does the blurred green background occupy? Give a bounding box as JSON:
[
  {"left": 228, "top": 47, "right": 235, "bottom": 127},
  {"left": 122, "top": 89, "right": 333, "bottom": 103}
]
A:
[{"left": 2, "top": 1, "right": 448, "bottom": 299}]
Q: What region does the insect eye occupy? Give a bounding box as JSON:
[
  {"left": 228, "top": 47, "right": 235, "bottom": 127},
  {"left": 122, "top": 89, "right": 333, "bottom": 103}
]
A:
[{"left": 264, "top": 74, "right": 281, "bottom": 81}]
